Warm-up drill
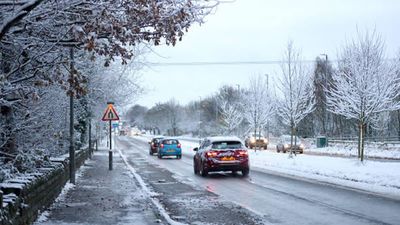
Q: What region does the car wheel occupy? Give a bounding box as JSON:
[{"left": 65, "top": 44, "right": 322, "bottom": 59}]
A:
[
  {"left": 242, "top": 168, "right": 250, "bottom": 177},
  {"left": 200, "top": 162, "right": 208, "bottom": 177},
  {"left": 157, "top": 153, "right": 162, "bottom": 159},
  {"left": 177, "top": 155, "right": 182, "bottom": 159},
  {"left": 193, "top": 160, "right": 199, "bottom": 174}
]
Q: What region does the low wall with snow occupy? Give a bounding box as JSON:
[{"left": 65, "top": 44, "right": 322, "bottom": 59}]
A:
[{"left": 0, "top": 148, "right": 90, "bottom": 225}]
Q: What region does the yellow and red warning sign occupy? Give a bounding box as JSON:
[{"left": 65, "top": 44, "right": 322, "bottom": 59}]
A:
[{"left": 102, "top": 104, "right": 119, "bottom": 121}]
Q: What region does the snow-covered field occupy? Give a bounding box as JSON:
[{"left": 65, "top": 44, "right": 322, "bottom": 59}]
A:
[
  {"left": 306, "top": 143, "right": 400, "bottom": 159},
  {"left": 135, "top": 135, "right": 400, "bottom": 198}
]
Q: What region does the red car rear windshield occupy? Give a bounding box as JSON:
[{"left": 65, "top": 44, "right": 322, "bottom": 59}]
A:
[{"left": 212, "top": 141, "right": 242, "bottom": 150}]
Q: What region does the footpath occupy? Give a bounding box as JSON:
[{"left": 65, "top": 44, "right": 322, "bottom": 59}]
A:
[{"left": 34, "top": 148, "right": 165, "bottom": 225}]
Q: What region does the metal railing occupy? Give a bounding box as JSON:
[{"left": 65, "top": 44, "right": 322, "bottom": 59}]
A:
[{"left": 328, "top": 136, "right": 400, "bottom": 145}]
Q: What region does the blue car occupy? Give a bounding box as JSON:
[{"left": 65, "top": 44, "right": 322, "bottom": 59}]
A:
[{"left": 157, "top": 139, "right": 182, "bottom": 159}]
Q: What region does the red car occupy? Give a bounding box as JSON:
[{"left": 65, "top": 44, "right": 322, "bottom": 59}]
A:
[{"left": 193, "top": 136, "right": 249, "bottom": 177}]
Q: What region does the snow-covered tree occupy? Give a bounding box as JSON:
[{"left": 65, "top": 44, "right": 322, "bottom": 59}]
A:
[
  {"left": 218, "top": 98, "right": 243, "bottom": 135},
  {"left": 276, "top": 41, "right": 315, "bottom": 155},
  {"left": 214, "top": 85, "right": 243, "bottom": 135},
  {"left": 0, "top": 0, "right": 219, "bottom": 178},
  {"left": 242, "top": 75, "right": 274, "bottom": 146},
  {"left": 326, "top": 31, "right": 400, "bottom": 161}
]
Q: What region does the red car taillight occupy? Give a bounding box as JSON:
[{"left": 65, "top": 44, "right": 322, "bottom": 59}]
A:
[
  {"left": 160, "top": 144, "right": 164, "bottom": 148},
  {"left": 236, "top": 150, "right": 248, "bottom": 157},
  {"left": 206, "top": 151, "right": 218, "bottom": 158},
  {"left": 177, "top": 143, "right": 181, "bottom": 148}
]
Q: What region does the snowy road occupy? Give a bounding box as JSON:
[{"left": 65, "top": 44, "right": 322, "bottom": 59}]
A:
[{"left": 117, "top": 136, "right": 400, "bottom": 225}]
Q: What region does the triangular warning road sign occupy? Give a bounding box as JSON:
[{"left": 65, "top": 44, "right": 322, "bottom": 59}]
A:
[{"left": 102, "top": 104, "right": 120, "bottom": 121}]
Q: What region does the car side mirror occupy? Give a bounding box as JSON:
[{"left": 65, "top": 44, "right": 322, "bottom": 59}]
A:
[{"left": 193, "top": 147, "right": 198, "bottom": 152}]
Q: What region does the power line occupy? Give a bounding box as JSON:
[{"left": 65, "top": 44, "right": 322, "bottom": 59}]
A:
[
  {"left": 146, "top": 57, "right": 397, "bottom": 67},
  {"left": 147, "top": 60, "right": 317, "bottom": 67}
]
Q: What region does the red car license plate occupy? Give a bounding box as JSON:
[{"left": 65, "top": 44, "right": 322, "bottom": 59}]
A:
[{"left": 221, "top": 156, "right": 235, "bottom": 161}]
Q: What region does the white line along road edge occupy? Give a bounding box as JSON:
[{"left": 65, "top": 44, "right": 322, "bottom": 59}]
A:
[{"left": 117, "top": 148, "right": 187, "bottom": 225}]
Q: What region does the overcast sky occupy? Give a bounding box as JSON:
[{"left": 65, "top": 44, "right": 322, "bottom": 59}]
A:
[{"left": 136, "top": 0, "right": 400, "bottom": 108}]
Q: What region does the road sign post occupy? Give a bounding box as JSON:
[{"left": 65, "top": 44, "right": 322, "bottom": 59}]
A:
[
  {"left": 102, "top": 102, "right": 119, "bottom": 171},
  {"left": 109, "top": 120, "right": 112, "bottom": 170}
]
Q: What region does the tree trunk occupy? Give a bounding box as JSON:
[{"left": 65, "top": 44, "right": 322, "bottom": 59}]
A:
[
  {"left": 254, "top": 126, "right": 257, "bottom": 151},
  {"left": 360, "top": 123, "right": 366, "bottom": 162},
  {"left": 397, "top": 110, "right": 400, "bottom": 140},
  {"left": 0, "top": 105, "right": 16, "bottom": 157},
  {"left": 290, "top": 124, "right": 294, "bottom": 156}
]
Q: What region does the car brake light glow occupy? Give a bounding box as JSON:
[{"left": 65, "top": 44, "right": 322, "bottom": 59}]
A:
[
  {"left": 206, "top": 151, "right": 218, "bottom": 157},
  {"left": 237, "top": 150, "right": 248, "bottom": 156},
  {"left": 177, "top": 143, "right": 181, "bottom": 148},
  {"left": 160, "top": 144, "right": 164, "bottom": 148}
]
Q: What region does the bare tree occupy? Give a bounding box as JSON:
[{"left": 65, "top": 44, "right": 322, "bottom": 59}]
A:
[
  {"left": 276, "top": 41, "right": 315, "bottom": 156},
  {"left": 242, "top": 75, "right": 274, "bottom": 148},
  {"left": 326, "top": 31, "right": 400, "bottom": 162}
]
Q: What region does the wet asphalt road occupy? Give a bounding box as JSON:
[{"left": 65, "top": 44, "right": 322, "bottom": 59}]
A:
[{"left": 117, "top": 136, "right": 400, "bottom": 225}]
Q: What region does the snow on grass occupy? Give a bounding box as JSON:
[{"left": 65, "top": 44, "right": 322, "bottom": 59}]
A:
[
  {"left": 306, "top": 143, "right": 400, "bottom": 159},
  {"left": 35, "top": 210, "right": 50, "bottom": 223},
  {"left": 248, "top": 150, "right": 400, "bottom": 197}
]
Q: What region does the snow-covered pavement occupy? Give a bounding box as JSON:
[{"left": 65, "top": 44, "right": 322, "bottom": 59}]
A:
[{"left": 34, "top": 147, "right": 164, "bottom": 225}]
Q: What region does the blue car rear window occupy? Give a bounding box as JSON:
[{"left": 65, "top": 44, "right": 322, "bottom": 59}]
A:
[{"left": 163, "top": 139, "right": 179, "bottom": 145}]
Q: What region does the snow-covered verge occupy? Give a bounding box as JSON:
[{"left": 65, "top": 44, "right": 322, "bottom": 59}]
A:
[
  {"left": 132, "top": 135, "right": 400, "bottom": 199},
  {"left": 0, "top": 149, "right": 90, "bottom": 225},
  {"left": 305, "top": 142, "right": 400, "bottom": 160},
  {"left": 248, "top": 151, "right": 400, "bottom": 198}
]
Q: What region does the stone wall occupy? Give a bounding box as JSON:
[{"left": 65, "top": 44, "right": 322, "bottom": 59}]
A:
[{"left": 0, "top": 149, "right": 90, "bottom": 225}]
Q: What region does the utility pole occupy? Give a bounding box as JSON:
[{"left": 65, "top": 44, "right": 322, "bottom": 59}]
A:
[
  {"left": 265, "top": 74, "right": 270, "bottom": 141},
  {"left": 198, "top": 96, "right": 202, "bottom": 138},
  {"left": 69, "top": 47, "right": 75, "bottom": 184},
  {"left": 88, "top": 112, "right": 92, "bottom": 158},
  {"left": 236, "top": 84, "right": 241, "bottom": 137},
  {"left": 320, "top": 54, "right": 328, "bottom": 136}
]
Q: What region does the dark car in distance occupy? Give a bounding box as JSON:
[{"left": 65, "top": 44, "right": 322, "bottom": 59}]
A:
[
  {"left": 193, "top": 136, "right": 249, "bottom": 177},
  {"left": 148, "top": 137, "right": 164, "bottom": 155}
]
